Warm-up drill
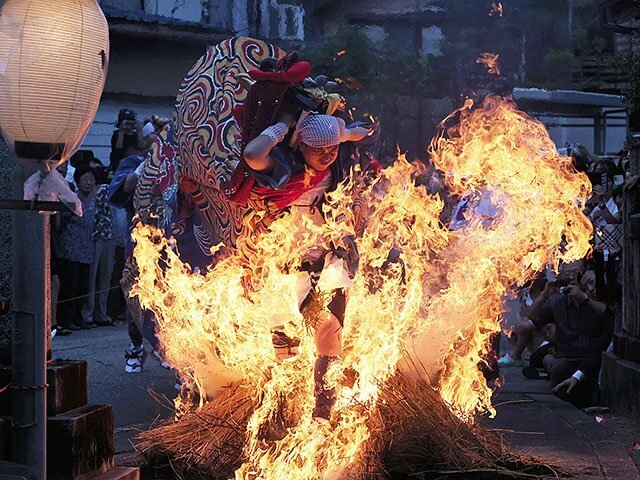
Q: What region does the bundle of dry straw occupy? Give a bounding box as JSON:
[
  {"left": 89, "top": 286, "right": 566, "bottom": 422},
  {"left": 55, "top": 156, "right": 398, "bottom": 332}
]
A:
[{"left": 137, "top": 372, "right": 562, "bottom": 480}]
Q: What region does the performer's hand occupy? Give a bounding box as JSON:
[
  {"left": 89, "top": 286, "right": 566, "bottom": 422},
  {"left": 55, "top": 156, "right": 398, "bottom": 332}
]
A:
[{"left": 552, "top": 376, "right": 578, "bottom": 394}]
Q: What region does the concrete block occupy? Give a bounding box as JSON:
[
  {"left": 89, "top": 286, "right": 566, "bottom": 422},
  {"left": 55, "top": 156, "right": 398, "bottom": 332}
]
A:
[
  {"left": 47, "top": 404, "right": 114, "bottom": 480},
  {"left": 600, "top": 351, "right": 640, "bottom": 421},
  {"left": 0, "top": 361, "right": 87, "bottom": 417}
]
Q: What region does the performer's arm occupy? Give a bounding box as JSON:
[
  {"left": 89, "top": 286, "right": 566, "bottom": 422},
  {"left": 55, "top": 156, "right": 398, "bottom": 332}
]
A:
[
  {"left": 244, "top": 114, "right": 295, "bottom": 172},
  {"left": 343, "top": 125, "right": 370, "bottom": 143}
]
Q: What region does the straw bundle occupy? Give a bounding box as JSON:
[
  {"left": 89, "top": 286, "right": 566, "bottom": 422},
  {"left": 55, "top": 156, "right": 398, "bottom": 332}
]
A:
[{"left": 137, "top": 374, "right": 562, "bottom": 479}]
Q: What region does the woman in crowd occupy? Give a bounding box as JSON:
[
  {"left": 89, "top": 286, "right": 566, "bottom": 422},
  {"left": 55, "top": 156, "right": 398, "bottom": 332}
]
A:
[
  {"left": 56, "top": 166, "right": 98, "bottom": 330},
  {"left": 81, "top": 174, "right": 116, "bottom": 327}
]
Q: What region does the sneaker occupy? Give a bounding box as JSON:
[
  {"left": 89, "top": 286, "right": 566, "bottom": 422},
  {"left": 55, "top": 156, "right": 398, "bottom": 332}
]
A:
[
  {"left": 54, "top": 326, "right": 73, "bottom": 336},
  {"left": 125, "top": 343, "right": 145, "bottom": 373},
  {"left": 174, "top": 377, "right": 184, "bottom": 391},
  {"left": 497, "top": 353, "right": 524, "bottom": 367}
]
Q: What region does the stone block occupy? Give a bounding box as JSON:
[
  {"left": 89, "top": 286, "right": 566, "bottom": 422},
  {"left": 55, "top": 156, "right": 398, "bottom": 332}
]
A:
[
  {"left": 0, "top": 361, "right": 87, "bottom": 417},
  {"left": 0, "top": 367, "right": 9, "bottom": 418},
  {"left": 92, "top": 467, "right": 139, "bottom": 480},
  {"left": 600, "top": 351, "right": 640, "bottom": 421},
  {"left": 0, "top": 417, "right": 11, "bottom": 461},
  {"left": 47, "top": 404, "right": 114, "bottom": 480},
  {"left": 47, "top": 360, "right": 88, "bottom": 416},
  {"left": 0, "top": 460, "right": 36, "bottom": 480}
]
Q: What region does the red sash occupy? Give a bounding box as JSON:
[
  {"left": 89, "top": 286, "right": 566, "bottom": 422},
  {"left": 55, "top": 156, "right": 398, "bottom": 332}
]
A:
[{"left": 252, "top": 169, "right": 329, "bottom": 210}]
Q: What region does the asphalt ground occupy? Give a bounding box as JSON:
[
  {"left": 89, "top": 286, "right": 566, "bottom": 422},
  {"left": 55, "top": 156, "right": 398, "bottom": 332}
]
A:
[
  {"left": 52, "top": 322, "right": 640, "bottom": 479},
  {"left": 51, "top": 320, "right": 177, "bottom": 461}
]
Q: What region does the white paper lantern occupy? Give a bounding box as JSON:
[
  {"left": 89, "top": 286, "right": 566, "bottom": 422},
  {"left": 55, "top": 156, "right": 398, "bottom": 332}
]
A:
[{"left": 0, "top": 0, "right": 109, "bottom": 168}]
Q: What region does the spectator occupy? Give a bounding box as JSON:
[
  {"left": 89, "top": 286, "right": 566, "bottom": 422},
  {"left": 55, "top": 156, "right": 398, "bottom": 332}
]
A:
[
  {"left": 110, "top": 108, "right": 138, "bottom": 172},
  {"left": 108, "top": 121, "right": 161, "bottom": 372},
  {"left": 56, "top": 165, "right": 98, "bottom": 330},
  {"left": 590, "top": 183, "right": 623, "bottom": 305},
  {"left": 520, "top": 263, "right": 613, "bottom": 407},
  {"left": 81, "top": 174, "right": 115, "bottom": 327},
  {"left": 107, "top": 206, "right": 128, "bottom": 322},
  {"left": 498, "top": 275, "right": 549, "bottom": 367}
]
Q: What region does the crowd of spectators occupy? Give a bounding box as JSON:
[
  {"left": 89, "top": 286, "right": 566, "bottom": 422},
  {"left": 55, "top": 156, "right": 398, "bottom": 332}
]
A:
[{"left": 497, "top": 142, "right": 636, "bottom": 407}]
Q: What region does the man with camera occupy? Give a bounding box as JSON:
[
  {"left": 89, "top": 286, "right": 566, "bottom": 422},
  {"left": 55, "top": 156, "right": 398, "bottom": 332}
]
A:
[{"left": 516, "top": 262, "right": 613, "bottom": 406}]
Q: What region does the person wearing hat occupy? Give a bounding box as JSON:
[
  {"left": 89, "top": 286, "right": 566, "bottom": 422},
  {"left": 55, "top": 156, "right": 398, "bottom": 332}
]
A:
[
  {"left": 110, "top": 108, "right": 138, "bottom": 172},
  {"left": 243, "top": 112, "right": 371, "bottom": 422}
]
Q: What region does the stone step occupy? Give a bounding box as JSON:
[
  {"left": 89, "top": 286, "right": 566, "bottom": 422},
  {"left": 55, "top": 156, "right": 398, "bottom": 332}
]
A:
[
  {"left": 48, "top": 404, "right": 114, "bottom": 480},
  {"left": 0, "top": 361, "right": 88, "bottom": 417},
  {"left": 90, "top": 467, "right": 139, "bottom": 480}
]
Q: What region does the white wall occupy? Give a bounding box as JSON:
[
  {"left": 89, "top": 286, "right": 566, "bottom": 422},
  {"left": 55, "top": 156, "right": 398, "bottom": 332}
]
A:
[
  {"left": 421, "top": 26, "right": 443, "bottom": 56},
  {"left": 143, "top": 0, "right": 203, "bottom": 23},
  {"left": 81, "top": 96, "right": 174, "bottom": 166},
  {"left": 538, "top": 113, "right": 627, "bottom": 155},
  {"left": 258, "top": 0, "right": 305, "bottom": 40}
]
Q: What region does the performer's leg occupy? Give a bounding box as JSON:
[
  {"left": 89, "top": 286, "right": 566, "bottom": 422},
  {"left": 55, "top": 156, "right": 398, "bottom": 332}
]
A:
[{"left": 313, "top": 306, "right": 343, "bottom": 421}]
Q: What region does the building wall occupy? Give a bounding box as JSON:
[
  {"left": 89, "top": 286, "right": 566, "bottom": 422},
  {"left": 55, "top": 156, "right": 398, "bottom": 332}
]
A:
[
  {"left": 104, "top": 36, "right": 208, "bottom": 98},
  {"left": 540, "top": 113, "right": 628, "bottom": 155}
]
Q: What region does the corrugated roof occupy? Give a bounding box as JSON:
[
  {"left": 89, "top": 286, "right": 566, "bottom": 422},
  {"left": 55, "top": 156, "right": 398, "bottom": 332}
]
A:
[{"left": 101, "top": 5, "right": 215, "bottom": 30}]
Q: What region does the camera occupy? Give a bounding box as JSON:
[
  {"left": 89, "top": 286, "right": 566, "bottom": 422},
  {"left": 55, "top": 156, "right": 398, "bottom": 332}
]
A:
[{"left": 119, "top": 119, "right": 138, "bottom": 137}]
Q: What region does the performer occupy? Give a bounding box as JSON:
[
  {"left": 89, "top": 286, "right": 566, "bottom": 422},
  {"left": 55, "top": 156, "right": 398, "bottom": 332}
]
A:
[{"left": 242, "top": 111, "right": 370, "bottom": 421}]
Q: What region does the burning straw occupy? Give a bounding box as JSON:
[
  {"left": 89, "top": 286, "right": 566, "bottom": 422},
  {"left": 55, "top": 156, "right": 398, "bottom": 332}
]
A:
[
  {"left": 137, "top": 370, "right": 562, "bottom": 480},
  {"left": 134, "top": 95, "right": 590, "bottom": 479}
]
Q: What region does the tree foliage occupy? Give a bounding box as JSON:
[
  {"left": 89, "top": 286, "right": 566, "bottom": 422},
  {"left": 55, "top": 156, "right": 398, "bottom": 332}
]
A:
[{"left": 300, "top": 25, "right": 436, "bottom": 98}]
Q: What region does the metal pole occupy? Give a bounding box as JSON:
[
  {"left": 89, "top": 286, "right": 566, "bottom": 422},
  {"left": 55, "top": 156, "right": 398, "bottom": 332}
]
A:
[{"left": 11, "top": 160, "right": 47, "bottom": 480}]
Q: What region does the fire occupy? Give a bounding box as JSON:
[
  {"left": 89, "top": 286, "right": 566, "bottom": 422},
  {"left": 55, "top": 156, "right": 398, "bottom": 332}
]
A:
[
  {"left": 130, "top": 95, "right": 591, "bottom": 478},
  {"left": 477, "top": 52, "right": 501, "bottom": 75},
  {"left": 489, "top": 1, "right": 503, "bottom": 16}
]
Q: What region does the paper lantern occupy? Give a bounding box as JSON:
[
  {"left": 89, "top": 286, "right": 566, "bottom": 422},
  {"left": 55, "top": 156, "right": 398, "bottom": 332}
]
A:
[{"left": 0, "top": 0, "right": 109, "bottom": 169}]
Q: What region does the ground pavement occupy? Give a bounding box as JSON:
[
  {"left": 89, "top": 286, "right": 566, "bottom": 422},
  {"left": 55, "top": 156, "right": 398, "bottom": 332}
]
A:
[
  {"left": 51, "top": 321, "right": 176, "bottom": 470},
  {"left": 487, "top": 366, "right": 640, "bottom": 480},
  {"left": 52, "top": 324, "right": 640, "bottom": 479}
]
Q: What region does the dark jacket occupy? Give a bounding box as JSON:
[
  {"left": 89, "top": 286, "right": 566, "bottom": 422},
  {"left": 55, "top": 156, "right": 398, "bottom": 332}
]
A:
[{"left": 534, "top": 293, "right": 614, "bottom": 378}]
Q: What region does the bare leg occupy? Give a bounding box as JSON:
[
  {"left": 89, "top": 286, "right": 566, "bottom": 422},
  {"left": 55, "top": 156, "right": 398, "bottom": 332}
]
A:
[
  {"left": 315, "top": 311, "right": 342, "bottom": 357},
  {"left": 313, "top": 311, "right": 342, "bottom": 420},
  {"left": 510, "top": 319, "right": 536, "bottom": 360}
]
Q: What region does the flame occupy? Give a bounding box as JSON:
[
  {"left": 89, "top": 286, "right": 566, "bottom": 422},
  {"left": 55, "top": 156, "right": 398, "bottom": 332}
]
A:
[
  {"left": 130, "top": 95, "right": 592, "bottom": 478},
  {"left": 337, "top": 50, "right": 347, "bottom": 56},
  {"left": 477, "top": 52, "right": 501, "bottom": 75},
  {"left": 489, "top": 1, "right": 503, "bottom": 16}
]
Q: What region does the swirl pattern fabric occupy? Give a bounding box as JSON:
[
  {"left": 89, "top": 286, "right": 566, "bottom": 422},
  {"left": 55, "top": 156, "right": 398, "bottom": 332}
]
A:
[
  {"left": 136, "top": 37, "right": 284, "bottom": 253},
  {"left": 175, "top": 37, "right": 283, "bottom": 189}
]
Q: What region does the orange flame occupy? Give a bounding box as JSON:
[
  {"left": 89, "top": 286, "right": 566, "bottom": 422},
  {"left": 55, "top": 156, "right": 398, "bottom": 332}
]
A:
[
  {"left": 489, "top": 1, "right": 503, "bottom": 16},
  {"left": 130, "top": 95, "right": 592, "bottom": 478},
  {"left": 477, "top": 52, "right": 501, "bottom": 75}
]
